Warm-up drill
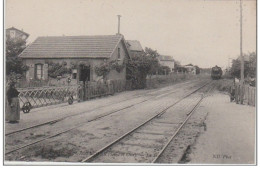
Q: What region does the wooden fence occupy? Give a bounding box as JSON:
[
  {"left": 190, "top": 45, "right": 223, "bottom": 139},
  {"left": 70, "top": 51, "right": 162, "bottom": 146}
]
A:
[
  {"left": 81, "top": 80, "right": 132, "bottom": 100},
  {"left": 243, "top": 85, "right": 256, "bottom": 106},
  {"left": 17, "top": 75, "right": 200, "bottom": 110},
  {"left": 233, "top": 84, "right": 256, "bottom": 106}
]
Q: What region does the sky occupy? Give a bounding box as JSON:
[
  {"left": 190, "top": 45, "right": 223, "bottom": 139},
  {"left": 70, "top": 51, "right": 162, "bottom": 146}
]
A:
[{"left": 5, "top": 0, "right": 256, "bottom": 68}]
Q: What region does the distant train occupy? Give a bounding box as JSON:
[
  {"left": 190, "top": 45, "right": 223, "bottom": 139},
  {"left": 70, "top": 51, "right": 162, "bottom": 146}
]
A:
[{"left": 211, "top": 66, "right": 222, "bottom": 80}]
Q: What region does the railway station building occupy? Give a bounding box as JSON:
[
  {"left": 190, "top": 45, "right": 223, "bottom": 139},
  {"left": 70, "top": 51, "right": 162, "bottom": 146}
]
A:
[{"left": 19, "top": 34, "right": 131, "bottom": 83}]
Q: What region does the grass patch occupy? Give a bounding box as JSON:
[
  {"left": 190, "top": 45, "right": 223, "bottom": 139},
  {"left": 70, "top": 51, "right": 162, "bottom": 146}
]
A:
[
  {"left": 215, "top": 79, "right": 233, "bottom": 93},
  {"left": 146, "top": 74, "right": 196, "bottom": 89}
]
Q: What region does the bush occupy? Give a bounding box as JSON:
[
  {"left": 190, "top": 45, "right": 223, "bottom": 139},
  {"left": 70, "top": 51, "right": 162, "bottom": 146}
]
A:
[
  {"left": 48, "top": 61, "right": 70, "bottom": 78},
  {"left": 7, "top": 72, "right": 23, "bottom": 85},
  {"left": 95, "top": 60, "right": 125, "bottom": 79},
  {"left": 158, "top": 66, "right": 171, "bottom": 75}
]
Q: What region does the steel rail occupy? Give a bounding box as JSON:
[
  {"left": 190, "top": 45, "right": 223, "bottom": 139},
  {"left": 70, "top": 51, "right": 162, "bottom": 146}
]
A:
[
  {"left": 5, "top": 104, "right": 135, "bottom": 155},
  {"left": 5, "top": 81, "right": 208, "bottom": 155},
  {"left": 20, "top": 80, "right": 193, "bottom": 113},
  {"left": 152, "top": 82, "right": 214, "bottom": 163},
  {"left": 81, "top": 81, "right": 211, "bottom": 162},
  {"left": 5, "top": 99, "right": 145, "bottom": 136},
  {"left": 6, "top": 80, "right": 200, "bottom": 136},
  {"left": 21, "top": 79, "right": 193, "bottom": 114},
  {"left": 152, "top": 96, "right": 204, "bottom": 163}
]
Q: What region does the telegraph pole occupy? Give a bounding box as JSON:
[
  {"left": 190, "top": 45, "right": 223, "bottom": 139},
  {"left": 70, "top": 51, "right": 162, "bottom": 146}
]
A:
[
  {"left": 240, "top": 0, "right": 244, "bottom": 83},
  {"left": 239, "top": 0, "right": 244, "bottom": 104}
]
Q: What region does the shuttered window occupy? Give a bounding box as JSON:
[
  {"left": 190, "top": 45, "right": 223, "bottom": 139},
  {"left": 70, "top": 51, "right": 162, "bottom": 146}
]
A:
[{"left": 35, "top": 64, "right": 43, "bottom": 79}]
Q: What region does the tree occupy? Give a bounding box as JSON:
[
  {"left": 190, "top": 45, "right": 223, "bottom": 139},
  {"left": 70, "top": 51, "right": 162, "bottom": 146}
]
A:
[
  {"left": 247, "top": 52, "right": 256, "bottom": 78},
  {"left": 173, "top": 60, "right": 184, "bottom": 73},
  {"left": 6, "top": 57, "right": 29, "bottom": 75},
  {"left": 126, "top": 47, "right": 160, "bottom": 89},
  {"left": 174, "top": 60, "right": 181, "bottom": 68},
  {"left": 194, "top": 65, "right": 200, "bottom": 74},
  {"left": 6, "top": 37, "right": 27, "bottom": 57},
  {"left": 158, "top": 65, "right": 171, "bottom": 75},
  {"left": 230, "top": 52, "right": 256, "bottom": 79},
  {"left": 94, "top": 60, "right": 125, "bottom": 80},
  {"left": 6, "top": 37, "right": 28, "bottom": 76},
  {"left": 144, "top": 47, "right": 160, "bottom": 76}
]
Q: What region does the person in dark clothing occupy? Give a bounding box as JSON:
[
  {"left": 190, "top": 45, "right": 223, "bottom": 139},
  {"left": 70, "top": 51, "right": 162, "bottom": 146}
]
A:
[{"left": 6, "top": 83, "right": 20, "bottom": 123}]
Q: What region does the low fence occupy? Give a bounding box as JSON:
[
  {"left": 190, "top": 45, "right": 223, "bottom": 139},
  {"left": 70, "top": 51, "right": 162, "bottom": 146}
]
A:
[
  {"left": 232, "top": 84, "right": 256, "bottom": 106},
  {"left": 17, "top": 79, "right": 132, "bottom": 109},
  {"left": 82, "top": 82, "right": 113, "bottom": 100},
  {"left": 81, "top": 80, "right": 132, "bottom": 100},
  {"left": 243, "top": 85, "right": 256, "bottom": 106},
  {"left": 16, "top": 78, "right": 78, "bottom": 88},
  {"left": 18, "top": 85, "right": 80, "bottom": 109},
  {"left": 17, "top": 74, "right": 198, "bottom": 110}
]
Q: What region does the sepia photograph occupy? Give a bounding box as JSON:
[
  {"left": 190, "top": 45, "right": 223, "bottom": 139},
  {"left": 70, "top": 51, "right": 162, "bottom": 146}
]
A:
[{"left": 3, "top": 0, "right": 257, "bottom": 165}]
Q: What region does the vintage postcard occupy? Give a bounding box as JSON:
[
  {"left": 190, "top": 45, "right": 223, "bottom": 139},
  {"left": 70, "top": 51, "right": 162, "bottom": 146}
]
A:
[{"left": 3, "top": 0, "right": 256, "bottom": 165}]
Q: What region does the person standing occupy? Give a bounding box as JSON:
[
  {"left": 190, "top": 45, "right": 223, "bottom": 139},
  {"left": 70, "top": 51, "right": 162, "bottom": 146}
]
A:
[{"left": 6, "top": 82, "right": 20, "bottom": 123}]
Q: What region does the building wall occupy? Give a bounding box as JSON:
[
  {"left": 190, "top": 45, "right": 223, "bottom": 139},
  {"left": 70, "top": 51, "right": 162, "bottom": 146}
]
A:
[
  {"left": 129, "top": 51, "right": 143, "bottom": 58},
  {"left": 23, "top": 58, "right": 103, "bottom": 82},
  {"left": 24, "top": 59, "right": 48, "bottom": 80},
  {"left": 22, "top": 40, "right": 129, "bottom": 82},
  {"left": 6, "top": 29, "right": 28, "bottom": 40},
  {"left": 159, "top": 60, "right": 175, "bottom": 72},
  {"left": 106, "top": 40, "right": 127, "bottom": 81},
  {"left": 185, "top": 66, "right": 196, "bottom": 75}
]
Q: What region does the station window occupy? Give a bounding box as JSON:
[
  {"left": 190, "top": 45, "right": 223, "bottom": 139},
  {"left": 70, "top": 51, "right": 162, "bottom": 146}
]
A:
[
  {"left": 118, "top": 47, "right": 121, "bottom": 60},
  {"left": 35, "top": 64, "right": 43, "bottom": 79},
  {"left": 10, "top": 30, "right": 15, "bottom": 38}
]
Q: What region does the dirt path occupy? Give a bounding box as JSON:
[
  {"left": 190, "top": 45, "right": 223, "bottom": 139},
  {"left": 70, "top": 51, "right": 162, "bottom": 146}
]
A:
[{"left": 187, "top": 92, "right": 255, "bottom": 164}]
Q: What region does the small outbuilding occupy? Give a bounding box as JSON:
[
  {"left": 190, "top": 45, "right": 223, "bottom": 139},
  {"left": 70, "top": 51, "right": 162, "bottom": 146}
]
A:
[
  {"left": 6, "top": 27, "right": 29, "bottom": 41},
  {"left": 184, "top": 64, "right": 196, "bottom": 75},
  {"left": 126, "top": 40, "right": 143, "bottom": 57},
  {"left": 157, "top": 55, "right": 175, "bottom": 72}
]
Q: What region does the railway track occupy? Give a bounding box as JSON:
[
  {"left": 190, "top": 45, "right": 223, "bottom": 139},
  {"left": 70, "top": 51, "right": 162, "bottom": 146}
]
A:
[
  {"left": 80, "top": 82, "right": 214, "bottom": 163},
  {"left": 22, "top": 80, "right": 194, "bottom": 114},
  {"left": 5, "top": 80, "right": 211, "bottom": 157},
  {"left": 5, "top": 79, "right": 201, "bottom": 136}
]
